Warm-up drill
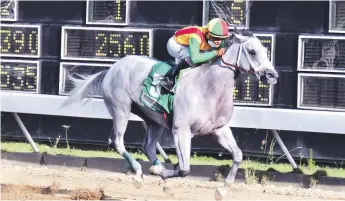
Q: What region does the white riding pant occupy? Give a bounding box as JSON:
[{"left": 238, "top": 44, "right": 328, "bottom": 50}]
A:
[{"left": 166, "top": 36, "right": 191, "bottom": 64}]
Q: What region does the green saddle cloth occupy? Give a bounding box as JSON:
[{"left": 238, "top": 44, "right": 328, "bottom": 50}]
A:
[{"left": 139, "top": 61, "right": 192, "bottom": 114}]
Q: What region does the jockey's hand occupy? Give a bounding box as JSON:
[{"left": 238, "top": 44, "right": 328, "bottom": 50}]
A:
[{"left": 216, "top": 48, "right": 226, "bottom": 56}]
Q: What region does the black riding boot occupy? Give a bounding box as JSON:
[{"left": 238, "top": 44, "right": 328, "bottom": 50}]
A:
[{"left": 160, "top": 59, "right": 190, "bottom": 91}]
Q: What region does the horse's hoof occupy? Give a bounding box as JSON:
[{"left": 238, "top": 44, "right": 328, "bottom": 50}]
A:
[
  {"left": 132, "top": 174, "right": 144, "bottom": 189},
  {"left": 160, "top": 174, "right": 168, "bottom": 180},
  {"left": 149, "top": 165, "right": 165, "bottom": 175},
  {"left": 160, "top": 170, "right": 168, "bottom": 180},
  {"left": 160, "top": 169, "right": 175, "bottom": 180},
  {"left": 214, "top": 187, "right": 228, "bottom": 201}
]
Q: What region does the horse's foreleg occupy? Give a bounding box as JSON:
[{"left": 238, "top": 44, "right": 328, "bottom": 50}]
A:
[
  {"left": 213, "top": 126, "right": 243, "bottom": 200},
  {"left": 143, "top": 122, "right": 166, "bottom": 175},
  {"left": 160, "top": 127, "right": 192, "bottom": 179},
  {"left": 215, "top": 126, "right": 243, "bottom": 185}
]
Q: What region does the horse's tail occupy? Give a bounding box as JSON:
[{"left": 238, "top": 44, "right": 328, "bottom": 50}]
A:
[{"left": 60, "top": 70, "right": 108, "bottom": 108}]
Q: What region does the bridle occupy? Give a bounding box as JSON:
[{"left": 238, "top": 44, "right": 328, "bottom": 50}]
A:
[{"left": 220, "top": 37, "right": 261, "bottom": 77}]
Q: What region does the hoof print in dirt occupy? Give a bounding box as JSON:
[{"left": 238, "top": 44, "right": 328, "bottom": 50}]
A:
[
  {"left": 132, "top": 174, "right": 144, "bottom": 189},
  {"left": 214, "top": 187, "right": 228, "bottom": 201},
  {"left": 163, "top": 185, "right": 175, "bottom": 196}
]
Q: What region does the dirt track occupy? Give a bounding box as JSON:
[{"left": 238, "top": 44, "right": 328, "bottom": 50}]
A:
[{"left": 1, "top": 161, "right": 345, "bottom": 200}]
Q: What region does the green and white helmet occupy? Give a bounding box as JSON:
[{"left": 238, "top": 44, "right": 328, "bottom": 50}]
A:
[{"left": 206, "top": 18, "right": 229, "bottom": 39}]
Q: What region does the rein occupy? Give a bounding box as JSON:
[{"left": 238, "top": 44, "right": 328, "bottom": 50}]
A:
[
  {"left": 220, "top": 38, "right": 257, "bottom": 75},
  {"left": 221, "top": 56, "right": 255, "bottom": 74}
]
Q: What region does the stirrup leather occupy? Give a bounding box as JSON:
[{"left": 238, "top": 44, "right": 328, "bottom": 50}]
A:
[{"left": 159, "top": 77, "right": 174, "bottom": 92}]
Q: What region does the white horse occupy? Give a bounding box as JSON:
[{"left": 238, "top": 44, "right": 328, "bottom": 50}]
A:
[{"left": 61, "top": 30, "right": 279, "bottom": 195}]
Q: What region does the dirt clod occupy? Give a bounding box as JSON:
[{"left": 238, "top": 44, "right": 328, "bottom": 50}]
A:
[
  {"left": 41, "top": 181, "right": 61, "bottom": 194},
  {"left": 70, "top": 188, "right": 105, "bottom": 200}
]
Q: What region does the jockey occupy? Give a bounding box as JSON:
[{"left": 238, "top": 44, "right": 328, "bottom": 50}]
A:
[{"left": 160, "top": 18, "right": 230, "bottom": 91}]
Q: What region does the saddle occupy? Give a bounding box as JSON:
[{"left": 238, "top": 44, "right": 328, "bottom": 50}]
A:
[
  {"left": 159, "top": 59, "right": 192, "bottom": 93},
  {"left": 139, "top": 61, "right": 193, "bottom": 115}
]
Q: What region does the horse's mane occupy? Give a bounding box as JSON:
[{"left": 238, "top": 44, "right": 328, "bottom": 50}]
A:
[
  {"left": 233, "top": 29, "right": 255, "bottom": 37},
  {"left": 224, "top": 29, "right": 255, "bottom": 48}
]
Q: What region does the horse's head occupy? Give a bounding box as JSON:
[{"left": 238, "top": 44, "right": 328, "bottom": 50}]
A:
[{"left": 221, "top": 30, "right": 279, "bottom": 85}]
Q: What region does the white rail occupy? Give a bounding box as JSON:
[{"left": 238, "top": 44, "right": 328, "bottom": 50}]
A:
[{"left": 1, "top": 92, "right": 344, "bottom": 134}]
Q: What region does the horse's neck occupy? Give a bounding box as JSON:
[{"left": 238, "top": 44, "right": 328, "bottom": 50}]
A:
[{"left": 197, "top": 60, "right": 236, "bottom": 100}]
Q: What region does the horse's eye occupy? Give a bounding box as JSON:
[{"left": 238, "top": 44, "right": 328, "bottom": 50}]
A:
[{"left": 249, "top": 50, "right": 256, "bottom": 55}]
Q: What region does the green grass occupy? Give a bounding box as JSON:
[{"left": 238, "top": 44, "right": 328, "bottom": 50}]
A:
[{"left": 1, "top": 141, "right": 344, "bottom": 178}]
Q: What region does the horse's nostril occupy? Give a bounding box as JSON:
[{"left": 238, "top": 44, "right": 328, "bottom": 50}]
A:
[{"left": 267, "top": 73, "right": 274, "bottom": 78}]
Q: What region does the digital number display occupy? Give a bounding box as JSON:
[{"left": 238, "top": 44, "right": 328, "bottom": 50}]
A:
[
  {"left": 203, "top": 0, "right": 249, "bottom": 29},
  {"left": 329, "top": 0, "right": 345, "bottom": 33},
  {"left": 233, "top": 34, "right": 275, "bottom": 106},
  {"left": 59, "top": 62, "right": 112, "bottom": 95},
  {"left": 0, "top": 0, "right": 18, "bottom": 21},
  {"left": 298, "top": 36, "right": 345, "bottom": 72},
  {"left": 0, "top": 24, "right": 41, "bottom": 57},
  {"left": 0, "top": 60, "right": 40, "bottom": 93},
  {"left": 61, "top": 26, "right": 153, "bottom": 62},
  {"left": 86, "top": 0, "right": 129, "bottom": 25},
  {"left": 298, "top": 74, "right": 345, "bottom": 111},
  {"left": 233, "top": 74, "right": 271, "bottom": 105}
]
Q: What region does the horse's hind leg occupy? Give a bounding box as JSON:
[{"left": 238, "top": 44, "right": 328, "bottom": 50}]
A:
[
  {"left": 215, "top": 126, "right": 243, "bottom": 185},
  {"left": 142, "top": 122, "right": 171, "bottom": 163},
  {"left": 142, "top": 122, "right": 166, "bottom": 175},
  {"left": 105, "top": 99, "right": 143, "bottom": 187}
]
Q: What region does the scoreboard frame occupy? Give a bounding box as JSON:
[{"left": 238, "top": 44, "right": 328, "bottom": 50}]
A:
[
  {"left": 297, "top": 34, "right": 345, "bottom": 73},
  {"left": 0, "top": 0, "right": 19, "bottom": 22},
  {"left": 328, "top": 0, "right": 345, "bottom": 34},
  {"left": 58, "top": 62, "right": 112, "bottom": 96},
  {"left": 60, "top": 26, "right": 154, "bottom": 62},
  {"left": 1, "top": 59, "right": 41, "bottom": 94},
  {"left": 86, "top": 0, "right": 130, "bottom": 26},
  {"left": 297, "top": 73, "right": 345, "bottom": 112},
  {"left": 0, "top": 23, "right": 42, "bottom": 58},
  {"left": 202, "top": 0, "right": 250, "bottom": 29}
]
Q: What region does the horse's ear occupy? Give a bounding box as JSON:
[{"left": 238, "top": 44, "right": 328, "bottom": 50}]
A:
[
  {"left": 233, "top": 25, "right": 239, "bottom": 33},
  {"left": 233, "top": 33, "right": 247, "bottom": 43},
  {"left": 232, "top": 33, "right": 242, "bottom": 42},
  {"left": 241, "top": 29, "right": 254, "bottom": 37}
]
